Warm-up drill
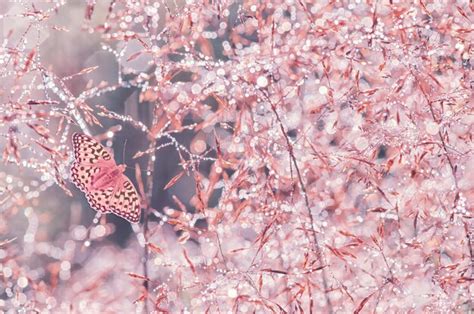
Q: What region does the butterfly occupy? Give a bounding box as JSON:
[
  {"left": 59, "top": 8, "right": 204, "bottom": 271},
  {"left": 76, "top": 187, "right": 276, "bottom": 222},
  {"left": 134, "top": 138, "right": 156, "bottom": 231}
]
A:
[{"left": 70, "top": 133, "right": 141, "bottom": 223}]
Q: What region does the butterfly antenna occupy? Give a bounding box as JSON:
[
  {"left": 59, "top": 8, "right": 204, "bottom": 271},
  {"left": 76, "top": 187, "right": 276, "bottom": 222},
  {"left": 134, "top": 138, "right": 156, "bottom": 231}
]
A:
[
  {"left": 122, "top": 139, "right": 134, "bottom": 171},
  {"left": 123, "top": 139, "right": 128, "bottom": 165}
]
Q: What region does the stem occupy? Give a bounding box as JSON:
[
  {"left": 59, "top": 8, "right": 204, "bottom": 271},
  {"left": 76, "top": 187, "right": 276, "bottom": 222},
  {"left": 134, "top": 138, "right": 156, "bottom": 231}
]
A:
[
  {"left": 142, "top": 211, "right": 150, "bottom": 313},
  {"left": 269, "top": 100, "right": 333, "bottom": 313},
  {"left": 141, "top": 100, "right": 160, "bottom": 313}
]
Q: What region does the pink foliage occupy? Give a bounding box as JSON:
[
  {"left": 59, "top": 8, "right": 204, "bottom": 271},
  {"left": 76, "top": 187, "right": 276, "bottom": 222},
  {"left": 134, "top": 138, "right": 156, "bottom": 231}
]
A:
[{"left": 0, "top": 0, "right": 473, "bottom": 313}]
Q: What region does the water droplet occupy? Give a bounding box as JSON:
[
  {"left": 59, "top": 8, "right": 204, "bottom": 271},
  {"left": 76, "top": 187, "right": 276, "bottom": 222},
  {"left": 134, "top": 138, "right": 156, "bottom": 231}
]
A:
[
  {"left": 318, "top": 85, "right": 328, "bottom": 95},
  {"left": 257, "top": 76, "right": 268, "bottom": 88}
]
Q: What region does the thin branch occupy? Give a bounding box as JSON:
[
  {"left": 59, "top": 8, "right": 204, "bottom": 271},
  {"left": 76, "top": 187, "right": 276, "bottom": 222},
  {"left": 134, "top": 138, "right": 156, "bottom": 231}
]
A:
[{"left": 266, "top": 95, "right": 333, "bottom": 313}]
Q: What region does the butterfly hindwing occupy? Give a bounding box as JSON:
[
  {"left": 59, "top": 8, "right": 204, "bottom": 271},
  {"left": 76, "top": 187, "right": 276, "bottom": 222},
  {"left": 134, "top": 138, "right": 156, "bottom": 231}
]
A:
[
  {"left": 109, "top": 178, "right": 141, "bottom": 223},
  {"left": 85, "top": 186, "right": 115, "bottom": 214},
  {"left": 84, "top": 179, "right": 141, "bottom": 223}
]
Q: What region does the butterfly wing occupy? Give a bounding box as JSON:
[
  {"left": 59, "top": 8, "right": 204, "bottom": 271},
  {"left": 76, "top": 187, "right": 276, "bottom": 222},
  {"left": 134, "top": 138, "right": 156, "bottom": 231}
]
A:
[
  {"left": 72, "top": 132, "right": 113, "bottom": 164},
  {"left": 108, "top": 177, "right": 141, "bottom": 223},
  {"left": 83, "top": 177, "right": 141, "bottom": 222},
  {"left": 70, "top": 162, "right": 100, "bottom": 193},
  {"left": 70, "top": 132, "right": 141, "bottom": 223},
  {"left": 84, "top": 185, "right": 115, "bottom": 214},
  {"left": 70, "top": 133, "right": 113, "bottom": 194}
]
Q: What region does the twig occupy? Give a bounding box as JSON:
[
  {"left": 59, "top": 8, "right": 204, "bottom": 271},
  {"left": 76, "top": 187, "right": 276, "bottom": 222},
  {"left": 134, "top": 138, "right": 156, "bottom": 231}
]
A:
[
  {"left": 266, "top": 94, "right": 333, "bottom": 313},
  {"left": 141, "top": 103, "right": 160, "bottom": 314}
]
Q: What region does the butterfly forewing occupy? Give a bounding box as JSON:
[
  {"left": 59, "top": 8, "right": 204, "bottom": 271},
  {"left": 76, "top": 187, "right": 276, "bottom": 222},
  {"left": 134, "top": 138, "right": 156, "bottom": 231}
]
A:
[
  {"left": 70, "top": 162, "right": 100, "bottom": 193},
  {"left": 70, "top": 133, "right": 141, "bottom": 223},
  {"left": 72, "top": 133, "right": 112, "bottom": 163}
]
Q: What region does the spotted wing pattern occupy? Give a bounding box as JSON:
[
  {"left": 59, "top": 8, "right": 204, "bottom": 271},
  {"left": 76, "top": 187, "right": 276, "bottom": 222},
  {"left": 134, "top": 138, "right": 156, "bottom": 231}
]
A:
[
  {"left": 109, "top": 178, "right": 141, "bottom": 223},
  {"left": 72, "top": 133, "right": 112, "bottom": 164},
  {"left": 70, "top": 133, "right": 141, "bottom": 223}
]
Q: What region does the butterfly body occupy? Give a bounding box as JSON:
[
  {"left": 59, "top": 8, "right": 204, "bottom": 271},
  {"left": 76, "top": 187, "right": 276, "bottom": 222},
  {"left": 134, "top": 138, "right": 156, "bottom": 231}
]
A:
[
  {"left": 70, "top": 133, "right": 141, "bottom": 223},
  {"left": 90, "top": 163, "right": 126, "bottom": 190}
]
